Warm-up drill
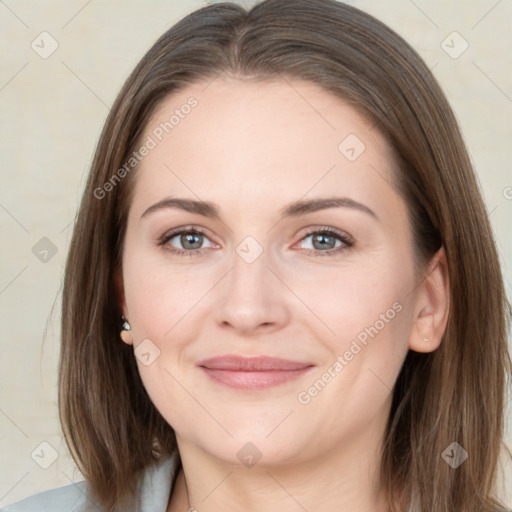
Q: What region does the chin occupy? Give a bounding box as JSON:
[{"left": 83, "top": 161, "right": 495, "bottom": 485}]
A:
[{"left": 178, "top": 420, "right": 315, "bottom": 469}]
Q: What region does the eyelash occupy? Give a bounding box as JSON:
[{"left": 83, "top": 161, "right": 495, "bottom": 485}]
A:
[{"left": 157, "top": 226, "right": 354, "bottom": 257}]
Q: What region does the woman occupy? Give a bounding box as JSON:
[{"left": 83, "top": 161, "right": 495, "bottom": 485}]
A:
[{"left": 4, "top": 0, "right": 510, "bottom": 511}]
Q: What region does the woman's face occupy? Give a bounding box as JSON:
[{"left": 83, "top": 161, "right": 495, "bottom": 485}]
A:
[{"left": 119, "top": 76, "right": 432, "bottom": 466}]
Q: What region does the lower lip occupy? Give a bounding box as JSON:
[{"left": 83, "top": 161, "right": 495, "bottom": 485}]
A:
[{"left": 200, "top": 367, "right": 313, "bottom": 390}]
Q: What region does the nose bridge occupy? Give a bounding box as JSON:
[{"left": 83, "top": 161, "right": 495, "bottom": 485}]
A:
[
  {"left": 212, "top": 234, "right": 289, "bottom": 332},
  {"left": 228, "top": 236, "right": 270, "bottom": 299}
]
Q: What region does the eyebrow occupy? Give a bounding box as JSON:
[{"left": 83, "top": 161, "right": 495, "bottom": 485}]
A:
[{"left": 140, "top": 196, "right": 378, "bottom": 221}]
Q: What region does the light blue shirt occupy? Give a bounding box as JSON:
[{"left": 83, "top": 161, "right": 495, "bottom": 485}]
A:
[{"left": 1, "top": 452, "right": 180, "bottom": 512}]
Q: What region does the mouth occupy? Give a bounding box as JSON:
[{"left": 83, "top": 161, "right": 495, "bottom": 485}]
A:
[{"left": 196, "top": 355, "right": 315, "bottom": 390}]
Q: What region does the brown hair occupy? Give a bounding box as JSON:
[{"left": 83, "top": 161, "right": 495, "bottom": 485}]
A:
[{"left": 59, "top": 1, "right": 511, "bottom": 510}]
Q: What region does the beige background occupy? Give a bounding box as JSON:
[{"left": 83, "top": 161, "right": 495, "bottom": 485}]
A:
[{"left": 0, "top": 0, "right": 511, "bottom": 507}]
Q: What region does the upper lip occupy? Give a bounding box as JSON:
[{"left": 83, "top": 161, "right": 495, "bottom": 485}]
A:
[{"left": 197, "top": 355, "right": 314, "bottom": 371}]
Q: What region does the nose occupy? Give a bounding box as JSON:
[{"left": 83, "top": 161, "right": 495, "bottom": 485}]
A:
[{"left": 213, "top": 243, "right": 291, "bottom": 336}]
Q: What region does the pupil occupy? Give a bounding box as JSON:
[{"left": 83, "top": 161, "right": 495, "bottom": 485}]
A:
[
  {"left": 313, "top": 233, "right": 335, "bottom": 250},
  {"left": 181, "top": 233, "right": 202, "bottom": 250}
]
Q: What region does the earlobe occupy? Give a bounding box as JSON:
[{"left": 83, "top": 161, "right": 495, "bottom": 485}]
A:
[
  {"left": 120, "top": 317, "right": 133, "bottom": 345},
  {"left": 120, "top": 331, "right": 133, "bottom": 345},
  {"left": 409, "top": 247, "right": 450, "bottom": 353}
]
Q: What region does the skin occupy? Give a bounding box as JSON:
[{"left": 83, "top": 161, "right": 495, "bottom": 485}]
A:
[{"left": 116, "top": 75, "right": 450, "bottom": 512}]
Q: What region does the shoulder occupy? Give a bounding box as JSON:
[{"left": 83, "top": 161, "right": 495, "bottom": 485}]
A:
[
  {"left": 0, "top": 481, "right": 89, "bottom": 512},
  {"left": 1, "top": 451, "right": 181, "bottom": 512}
]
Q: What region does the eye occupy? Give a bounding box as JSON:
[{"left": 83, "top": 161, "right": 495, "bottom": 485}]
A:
[
  {"left": 158, "top": 227, "right": 217, "bottom": 256},
  {"left": 296, "top": 228, "right": 353, "bottom": 256},
  {"left": 157, "top": 226, "right": 353, "bottom": 257}
]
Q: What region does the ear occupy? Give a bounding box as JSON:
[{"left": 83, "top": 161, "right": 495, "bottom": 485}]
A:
[{"left": 409, "top": 247, "right": 450, "bottom": 353}]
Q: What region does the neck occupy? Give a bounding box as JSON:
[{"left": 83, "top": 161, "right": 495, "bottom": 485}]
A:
[{"left": 168, "top": 409, "right": 390, "bottom": 512}]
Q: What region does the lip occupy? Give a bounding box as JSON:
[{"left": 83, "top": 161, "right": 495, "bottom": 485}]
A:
[{"left": 197, "top": 355, "right": 315, "bottom": 390}]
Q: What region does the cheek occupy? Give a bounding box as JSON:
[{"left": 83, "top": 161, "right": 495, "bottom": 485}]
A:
[
  {"left": 293, "top": 289, "right": 411, "bottom": 438},
  {"left": 122, "top": 248, "right": 218, "bottom": 341},
  {"left": 121, "top": 253, "right": 217, "bottom": 416},
  {"left": 285, "top": 257, "right": 414, "bottom": 418},
  {"left": 295, "top": 258, "right": 413, "bottom": 407},
  {"left": 284, "top": 256, "right": 412, "bottom": 352}
]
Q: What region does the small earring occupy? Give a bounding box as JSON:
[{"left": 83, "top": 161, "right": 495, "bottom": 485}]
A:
[
  {"left": 424, "top": 337, "right": 430, "bottom": 342},
  {"left": 121, "top": 316, "right": 131, "bottom": 331},
  {"left": 120, "top": 316, "right": 133, "bottom": 345}
]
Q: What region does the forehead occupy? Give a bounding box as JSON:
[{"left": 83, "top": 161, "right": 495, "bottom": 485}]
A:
[{"left": 129, "top": 76, "right": 400, "bottom": 217}]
